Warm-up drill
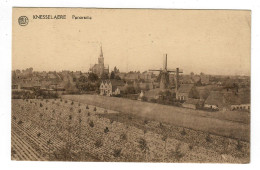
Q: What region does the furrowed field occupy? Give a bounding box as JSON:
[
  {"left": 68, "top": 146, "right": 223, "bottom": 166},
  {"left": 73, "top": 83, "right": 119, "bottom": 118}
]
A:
[{"left": 11, "top": 98, "right": 249, "bottom": 162}]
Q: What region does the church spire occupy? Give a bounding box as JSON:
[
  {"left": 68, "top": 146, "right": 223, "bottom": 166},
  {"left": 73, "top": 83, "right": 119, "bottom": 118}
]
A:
[{"left": 100, "top": 44, "right": 103, "bottom": 58}]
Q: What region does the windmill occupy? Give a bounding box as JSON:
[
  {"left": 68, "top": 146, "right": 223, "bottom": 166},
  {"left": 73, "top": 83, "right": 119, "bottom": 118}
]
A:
[{"left": 149, "top": 54, "right": 183, "bottom": 92}]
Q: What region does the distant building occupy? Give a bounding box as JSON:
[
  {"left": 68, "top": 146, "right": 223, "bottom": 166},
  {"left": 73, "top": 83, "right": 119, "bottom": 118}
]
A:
[
  {"left": 200, "top": 75, "right": 210, "bottom": 85},
  {"left": 89, "top": 46, "right": 109, "bottom": 77},
  {"left": 124, "top": 72, "right": 141, "bottom": 81},
  {"left": 100, "top": 80, "right": 125, "bottom": 96},
  {"left": 204, "top": 91, "right": 250, "bottom": 111},
  {"left": 176, "top": 84, "right": 199, "bottom": 101}
]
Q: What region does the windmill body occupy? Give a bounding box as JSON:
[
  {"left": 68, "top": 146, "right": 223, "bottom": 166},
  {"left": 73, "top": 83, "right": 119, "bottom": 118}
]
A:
[{"left": 149, "top": 54, "right": 183, "bottom": 92}]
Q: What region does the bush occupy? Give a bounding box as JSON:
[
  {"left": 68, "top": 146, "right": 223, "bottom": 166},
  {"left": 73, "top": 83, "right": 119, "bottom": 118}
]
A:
[
  {"left": 206, "top": 134, "right": 212, "bottom": 143},
  {"left": 237, "top": 140, "right": 243, "bottom": 151},
  {"left": 65, "top": 100, "right": 67, "bottom": 103},
  {"left": 17, "top": 120, "right": 23, "bottom": 125},
  {"left": 120, "top": 133, "right": 127, "bottom": 141},
  {"left": 150, "top": 98, "right": 157, "bottom": 103},
  {"left": 170, "top": 143, "right": 184, "bottom": 161},
  {"left": 37, "top": 132, "right": 41, "bottom": 137},
  {"left": 143, "top": 119, "right": 148, "bottom": 125},
  {"left": 142, "top": 96, "right": 148, "bottom": 102},
  {"left": 138, "top": 138, "right": 148, "bottom": 152},
  {"left": 94, "top": 139, "right": 103, "bottom": 148},
  {"left": 162, "top": 134, "right": 168, "bottom": 142},
  {"left": 113, "top": 148, "right": 122, "bottom": 157},
  {"left": 71, "top": 101, "right": 74, "bottom": 105},
  {"left": 93, "top": 107, "right": 96, "bottom": 111},
  {"left": 78, "top": 103, "right": 81, "bottom": 106},
  {"left": 181, "top": 128, "right": 186, "bottom": 136},
  {"left": 188, "top": 144, "right": 193, "bottom": 150},
  {"left": 104, "top": 127, "right": 109, "bottom": 133},
  {"left": 86, "top": 105, "right": 89, "bottom": 109},
  {"left": 159, "top": 122, "right": 164, "bottom": 129},
  {"left": 40, "top": 103, "right": 43, "bottom": 107},
  {"left": 89, "top": 120, "right": 94, "bottom": 128},
  {"left": 87, "top": 112, "right": 90, "bottom": 117},
  {"left": 104, "top": 109, "right": 108, "bottom": 113},
  {"left": 12, "top": 116, "right": 16, "bottom": 121},
  {"left": 78, "top": 109, "right": 81, "bottom": 113}
]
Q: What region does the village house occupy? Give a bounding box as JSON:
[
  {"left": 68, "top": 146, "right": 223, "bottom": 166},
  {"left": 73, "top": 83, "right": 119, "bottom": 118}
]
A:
[
  {"left": 230, "top": 93, "right": 250, "bottom": 110},
  {"left": 100, "top": 80, "right": 125, "bottom": 96},
  {"left": 124, "top": 72, "right": 141, "bottom": 81},
  {"left": 204, "top": 91, "right": 250, "bottom": 111},
  {"left": 176, "top": 84, "right": 199, "bottom": 101}
]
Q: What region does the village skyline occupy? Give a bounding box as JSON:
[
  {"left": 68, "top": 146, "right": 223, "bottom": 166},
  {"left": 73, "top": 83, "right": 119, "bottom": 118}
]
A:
[
  {"left": 11, "top": 66, "right": 251, "bottom": 77},
  {"left": 12, "top": 9, "right": 250, "bottom": 76}
]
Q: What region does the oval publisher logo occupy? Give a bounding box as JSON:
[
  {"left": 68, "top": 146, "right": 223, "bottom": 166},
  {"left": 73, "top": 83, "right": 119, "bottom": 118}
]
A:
[{"left": 18, "top": 16, "right": 29, "bottom": 26}]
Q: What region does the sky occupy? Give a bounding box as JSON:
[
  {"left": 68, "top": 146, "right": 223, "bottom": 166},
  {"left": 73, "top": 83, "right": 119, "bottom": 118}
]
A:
[{"left": 12, "top": 8, "right": 251, "bottom": 75}]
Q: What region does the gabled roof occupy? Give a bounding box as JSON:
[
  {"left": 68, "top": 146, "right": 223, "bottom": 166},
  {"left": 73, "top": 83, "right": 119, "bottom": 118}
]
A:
[
  {"left": 205, "top": 91, "right": 224, "bottom": 107},
  {"left": 143, "top": 88, "right": 161, "bottom": 99},
  {"left": 178, "top": 84, "right": 194, "bottom": 93},
  {"left": 205, "top": 91, "right": 250, "bottom": 108}
]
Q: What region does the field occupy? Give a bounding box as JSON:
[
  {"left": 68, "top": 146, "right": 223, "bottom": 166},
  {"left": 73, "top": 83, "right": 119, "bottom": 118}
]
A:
[
  {"left": 62, "top": 95, "right": 250, "bottom": 141},
  {"left": 12, "top": 98, "right": 249, "bottom": 162}
]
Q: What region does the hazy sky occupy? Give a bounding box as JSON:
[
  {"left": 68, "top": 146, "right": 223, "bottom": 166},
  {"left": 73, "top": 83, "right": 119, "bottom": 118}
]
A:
[{"left": 13, "top": 8, "right": 251, "bottom": 75}]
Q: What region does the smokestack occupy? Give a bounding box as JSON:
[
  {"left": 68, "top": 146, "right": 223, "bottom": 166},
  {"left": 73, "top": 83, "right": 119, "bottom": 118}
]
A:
[
  {"left": 175, "top": 68, "right": 179, "bottom": 93},
  {"left": 163, "top": 54, "right": 167, "bottom": 70}
]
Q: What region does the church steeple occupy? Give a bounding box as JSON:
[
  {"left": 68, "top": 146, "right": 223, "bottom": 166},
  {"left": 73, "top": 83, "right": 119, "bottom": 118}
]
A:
[
  {"left": 98, "top": 44, "right": 104, "bottom": 65},
  {"left": 100, "top": 45, "right": 103, "bottom": 58}
]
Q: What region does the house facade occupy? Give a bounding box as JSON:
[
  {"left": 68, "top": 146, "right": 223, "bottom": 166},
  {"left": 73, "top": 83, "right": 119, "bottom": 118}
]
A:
[
  {"left": 100, "top": 80, "right": 125, "bottom": 96},
  {"left": 176, "top": 84, "right": 199, "bottom": 101}
]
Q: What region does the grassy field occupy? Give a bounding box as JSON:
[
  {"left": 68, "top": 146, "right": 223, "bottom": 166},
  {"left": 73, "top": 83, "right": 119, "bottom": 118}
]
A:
[{"left": 62, "top": 95, "right": 250, "bottom": 142}]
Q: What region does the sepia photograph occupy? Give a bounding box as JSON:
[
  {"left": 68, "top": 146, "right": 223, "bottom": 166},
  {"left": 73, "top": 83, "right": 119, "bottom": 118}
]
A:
[{"left": 11, "top": 8, "right": 251, "bottom": 163}]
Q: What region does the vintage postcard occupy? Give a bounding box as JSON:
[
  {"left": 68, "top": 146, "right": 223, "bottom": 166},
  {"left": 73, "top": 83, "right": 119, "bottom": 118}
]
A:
[{"left": 12, "top": 8, "right": 250, "bottom": 163}]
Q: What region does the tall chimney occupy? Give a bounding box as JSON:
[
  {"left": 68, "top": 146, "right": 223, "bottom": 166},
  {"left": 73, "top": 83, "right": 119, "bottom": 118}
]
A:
[
  {"left": 175, "top": 68, "right": 179, "bottom": 93},
  {"left": 163, "top": 54, "right": 167, "bottom": 71}
]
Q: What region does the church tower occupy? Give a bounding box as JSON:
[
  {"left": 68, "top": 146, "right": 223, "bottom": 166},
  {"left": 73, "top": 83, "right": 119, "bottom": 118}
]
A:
[
  {"left": 98, "top": 45, "right": 104, "bottom": 65},
  {"left": 98, "top": 45, "right": 104, "bottom": 76}
]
